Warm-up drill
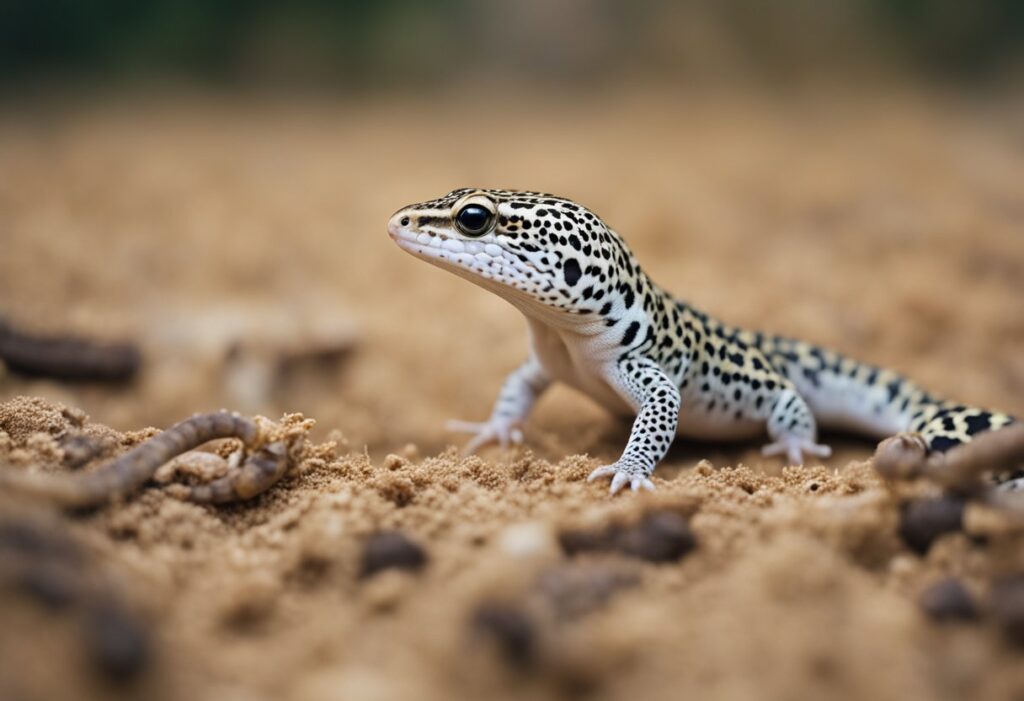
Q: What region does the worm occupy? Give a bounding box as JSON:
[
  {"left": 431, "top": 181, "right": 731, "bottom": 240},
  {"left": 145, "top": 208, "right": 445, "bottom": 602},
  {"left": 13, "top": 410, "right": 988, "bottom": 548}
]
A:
[
  {"left": 0, "top": 411, "right": 280, "bottom": 508},
  {"left": 0, "top": 317, "right": 141, "bottom": 383},
  {"left": 174, "top": 441, "right": 290, "bottom": 504}
]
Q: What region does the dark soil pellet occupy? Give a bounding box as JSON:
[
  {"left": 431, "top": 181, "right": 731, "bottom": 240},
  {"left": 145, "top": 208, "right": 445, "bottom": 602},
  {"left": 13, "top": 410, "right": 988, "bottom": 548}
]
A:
[
  {"left": 918, "top": 578, "right": 979, "bottom": 622},
  {"left": 615, "top": 511, "right": 697, "bottom": 562},
  {"left": 558, "top": 526, "right": 618, "bottom": 556},
  {"left": 558, "top": 510, "right": 697, "bottom": 563},
  {"left": 990, "top": 574, "right": 1024, "bottom": 648},
  {"left": 537, "top": 564, "right": 639, "bottom": 620},
  {"left": 359, "top": 531, "right": 427, "bottom": 579},
  {"left": 81, "top": 600, "right": 151, "bottom": 682},
  {"left": 13, "top": 564, "right": 81, "bottom": 610},
  {"left": 470, "top": 602, "right": 535, "bottom": 668},
  {"left": 898, "top": 496, "right": 966, "bottom": 555}
]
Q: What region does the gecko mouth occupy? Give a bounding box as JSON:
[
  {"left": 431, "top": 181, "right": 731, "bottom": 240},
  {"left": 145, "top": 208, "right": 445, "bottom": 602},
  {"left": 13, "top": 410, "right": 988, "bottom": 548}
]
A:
[
  {"left": 390, "top": 228, "right": 545, "bottom": 291},
  {"left": 390, "top": 226, "right": 506, "bottom": 260}
]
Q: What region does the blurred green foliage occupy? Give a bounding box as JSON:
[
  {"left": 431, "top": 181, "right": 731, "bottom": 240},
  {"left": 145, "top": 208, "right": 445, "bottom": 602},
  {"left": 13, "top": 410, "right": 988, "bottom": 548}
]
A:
[{"left": 1, "top": 0, "right": 1021, "bottom": 87}]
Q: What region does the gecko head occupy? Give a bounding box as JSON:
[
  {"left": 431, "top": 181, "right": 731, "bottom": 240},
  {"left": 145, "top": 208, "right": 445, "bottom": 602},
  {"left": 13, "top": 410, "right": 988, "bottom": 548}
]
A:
[{"left": 388, "top": 188, "right": 628, "bottom": 320}]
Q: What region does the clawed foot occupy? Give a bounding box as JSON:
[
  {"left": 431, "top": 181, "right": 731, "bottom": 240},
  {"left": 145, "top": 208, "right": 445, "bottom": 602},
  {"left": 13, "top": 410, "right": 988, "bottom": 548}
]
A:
[
  {"left": 761, "top": 436, "right": 832, "bottom": 465},
  {"left": 446, "top": 418, "right": 524, "bottom": 455},
  {"left": 587, "top": 463, "right": 656, "bottom": 495}
]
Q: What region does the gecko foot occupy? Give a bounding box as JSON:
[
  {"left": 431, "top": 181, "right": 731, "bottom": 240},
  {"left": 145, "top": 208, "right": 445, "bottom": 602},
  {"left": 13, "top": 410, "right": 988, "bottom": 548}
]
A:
[
  {"left": 446, "top": 418, "right": 524, "bottom": 455},
  {"left": 761, "top": 436, "right": 832, "bottom": 465},
  {"left": 587, "top": 463, "right": 656, "bottom": 495}
]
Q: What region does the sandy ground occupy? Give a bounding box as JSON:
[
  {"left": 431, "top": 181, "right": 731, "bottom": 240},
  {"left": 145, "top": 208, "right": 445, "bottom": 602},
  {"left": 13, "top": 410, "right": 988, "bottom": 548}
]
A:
[{"left": 0, "top": 87, "right": 1023, "bottom": 700}]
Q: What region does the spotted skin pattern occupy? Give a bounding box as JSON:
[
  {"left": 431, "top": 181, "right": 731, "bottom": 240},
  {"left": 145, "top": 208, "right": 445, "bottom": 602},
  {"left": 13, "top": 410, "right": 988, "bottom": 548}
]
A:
[{"left": 388, "top": 189, "right": 1016, "bottom": 493}]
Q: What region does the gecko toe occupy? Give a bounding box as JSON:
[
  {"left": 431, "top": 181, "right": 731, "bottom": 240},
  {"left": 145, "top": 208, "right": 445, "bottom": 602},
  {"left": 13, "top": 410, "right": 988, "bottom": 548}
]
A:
[
  {"left": 447, "top": 420, "right": 485, "bottom": 434},
  {"left": 609, "top": 471, "right": 630, "bottom": 494},
  {"left": 587, "top": 465, "right": 618, "bottom": 482},
  {"left": 631, "top": 476, "right": 656, "bottom": 492}
]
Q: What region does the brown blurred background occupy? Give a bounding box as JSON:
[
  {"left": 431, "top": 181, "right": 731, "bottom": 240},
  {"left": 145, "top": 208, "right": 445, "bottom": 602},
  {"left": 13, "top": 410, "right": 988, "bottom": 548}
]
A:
[{"left": 1, "top": 0, "right": 1022, "bottom": 459}]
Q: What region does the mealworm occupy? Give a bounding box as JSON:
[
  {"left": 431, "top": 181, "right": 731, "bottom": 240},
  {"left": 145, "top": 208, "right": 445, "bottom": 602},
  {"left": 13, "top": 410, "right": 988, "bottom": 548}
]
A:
[
  {"left": 0, "top": 317, "right": 141, "bottom": 383},
  {"left": 0, "top": 411, "right": 262, "bottom": 508},
  {"left": 176, "top": 441, "right": 289, "bottom": 504}
]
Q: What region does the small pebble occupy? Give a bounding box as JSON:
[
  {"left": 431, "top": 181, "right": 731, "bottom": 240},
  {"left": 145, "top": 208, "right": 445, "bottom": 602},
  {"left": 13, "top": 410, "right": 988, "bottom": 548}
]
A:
[
  {"left": 990, "top": 574, "right": 1024, "bottom": 648},
  {"left": 471, "top": 602, "right": 535, "bottom": 668},
  {"left": 383, "top": 454, "right": 408, "bottom": 471},
  {"left": 359, "top": 531, "right": 427, "bottom": 579},
  {"left": 898, "top": 496, "right": 966, "bottom": 555},
  {"left": 918, "top": 577, "right": 979, "bottom": 622},
  {"left": 499, "top": 522, "right": 557, "bottom": 559}
]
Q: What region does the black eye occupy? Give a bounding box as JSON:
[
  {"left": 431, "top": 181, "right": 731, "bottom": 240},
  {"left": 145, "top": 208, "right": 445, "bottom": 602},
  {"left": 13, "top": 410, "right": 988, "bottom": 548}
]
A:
[{"left": 455, "top": 204, "right": 494, "bottom": 237}]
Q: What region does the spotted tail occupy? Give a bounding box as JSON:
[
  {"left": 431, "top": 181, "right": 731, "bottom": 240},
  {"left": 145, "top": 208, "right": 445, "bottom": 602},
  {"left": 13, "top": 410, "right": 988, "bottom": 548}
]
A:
[{"left": 740, "top": 332, "right": 1016, "bottom": 454}]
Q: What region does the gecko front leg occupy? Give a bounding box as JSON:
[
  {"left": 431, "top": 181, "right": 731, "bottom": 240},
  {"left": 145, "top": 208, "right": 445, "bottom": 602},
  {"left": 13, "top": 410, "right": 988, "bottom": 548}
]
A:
[
  {"left": 448, "top": 355, "right": 551, "bottom": 454},
  {"left": 588, "top": 356, "right": 681, "bottom": 494}
]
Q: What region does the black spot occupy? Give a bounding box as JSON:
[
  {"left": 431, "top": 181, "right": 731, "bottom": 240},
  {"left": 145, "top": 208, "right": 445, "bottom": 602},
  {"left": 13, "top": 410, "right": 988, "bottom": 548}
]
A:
[
  {"left": 802, "top": 367, "right": 821, "bottom": 388},
  {"left": 928, "top": 435, "right": 961, "bottom": 453},
  {"left": 563, "top": 258, "right": 582, "bottom": 287},
  {"left": 964, "top": 413, "right": 992, "bottom": 436},
  {"left": 621, "top": 321, "right": 641, "bottom": 346}
]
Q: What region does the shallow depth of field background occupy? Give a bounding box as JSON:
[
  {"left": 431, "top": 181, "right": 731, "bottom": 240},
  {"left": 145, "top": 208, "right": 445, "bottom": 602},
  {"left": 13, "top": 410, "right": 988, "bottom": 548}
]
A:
[
  {"left": 1, "top": 3, "right": 1024, "bottom": 701},
  {"left": 1, "top": 0, "right": 1022, "bottom": 444}
]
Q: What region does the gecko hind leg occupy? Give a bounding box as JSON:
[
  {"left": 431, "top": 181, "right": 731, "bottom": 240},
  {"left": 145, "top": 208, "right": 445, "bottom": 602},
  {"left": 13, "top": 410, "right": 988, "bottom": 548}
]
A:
[
  {"left": 761, "top": 436, "right": 832, "bottom": 465},
  {"left": 761, "top": 388, "right": 832, "bottom": 465},
  {"left": 447, "top": 419, "right": 524, "bottom": 454}
]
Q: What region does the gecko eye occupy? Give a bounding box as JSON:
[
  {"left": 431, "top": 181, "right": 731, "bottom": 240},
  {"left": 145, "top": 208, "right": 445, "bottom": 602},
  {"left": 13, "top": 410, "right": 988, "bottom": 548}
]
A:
[{"left": 454, "top": 204, "right": 494, "bottom": 237}]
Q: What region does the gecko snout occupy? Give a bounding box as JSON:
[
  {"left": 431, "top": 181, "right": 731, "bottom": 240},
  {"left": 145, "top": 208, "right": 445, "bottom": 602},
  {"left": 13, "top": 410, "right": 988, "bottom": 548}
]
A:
[{"left": 387, "top": 211, "right": 412, "bottom": 240}]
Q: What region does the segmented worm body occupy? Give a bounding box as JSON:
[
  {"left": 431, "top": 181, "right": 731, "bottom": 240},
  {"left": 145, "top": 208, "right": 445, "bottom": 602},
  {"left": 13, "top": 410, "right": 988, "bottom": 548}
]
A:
[
  {"left": 0, "top": 318, "right": 141, "bottom": 383},
  {"left": 0, "top": 412, "right": 290, "bottom": 508}
]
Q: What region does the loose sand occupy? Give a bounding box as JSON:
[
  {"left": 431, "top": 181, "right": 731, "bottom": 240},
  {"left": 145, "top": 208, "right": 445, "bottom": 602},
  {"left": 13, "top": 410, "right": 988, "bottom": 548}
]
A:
[{"left": 0, "top": 88, "right": 1022, "bottom": 700}]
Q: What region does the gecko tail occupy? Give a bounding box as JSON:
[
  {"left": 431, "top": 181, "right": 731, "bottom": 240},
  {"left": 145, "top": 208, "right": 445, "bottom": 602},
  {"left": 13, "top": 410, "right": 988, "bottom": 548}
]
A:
[
  {"left": 909, "top": 403, "right": 1017, "bottom": 454},
  {"left": 746, "top": 332, "right": 1017, "bottom": 457}
]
